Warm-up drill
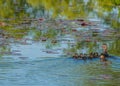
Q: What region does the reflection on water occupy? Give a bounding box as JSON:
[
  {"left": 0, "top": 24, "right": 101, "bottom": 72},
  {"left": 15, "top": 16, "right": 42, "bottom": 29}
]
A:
[{"left": 0, "top": 0, "right": 120, "bottom": 86}]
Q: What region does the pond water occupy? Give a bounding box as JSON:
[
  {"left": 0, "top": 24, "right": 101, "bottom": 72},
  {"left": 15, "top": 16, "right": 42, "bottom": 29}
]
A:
[
  {"left": 0, "top": 56, "right": 120, "bottom": 86},
  {"left": 0, "top": 0, "right": 120, "bottom": 86}
]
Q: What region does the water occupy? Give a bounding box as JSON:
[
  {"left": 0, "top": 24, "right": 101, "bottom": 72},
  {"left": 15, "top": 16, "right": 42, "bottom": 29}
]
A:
[
  {"left": 0, "top": 56, "right": 120, "bottom": 86},
  {"left": 0, "top": 34, "right": 119, "bottom": 86},
  {"left": 0, "top": 0, "right": 120, "bottom": 86}
]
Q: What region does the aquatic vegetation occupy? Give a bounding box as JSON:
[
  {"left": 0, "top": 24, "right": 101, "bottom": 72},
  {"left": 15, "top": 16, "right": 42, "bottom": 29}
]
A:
[
  {"left": 109, "top": 40, "right": 120, "bottom": 56},
  {"left": 0, "top": 0, "right": 119, "bottom": 57}
]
